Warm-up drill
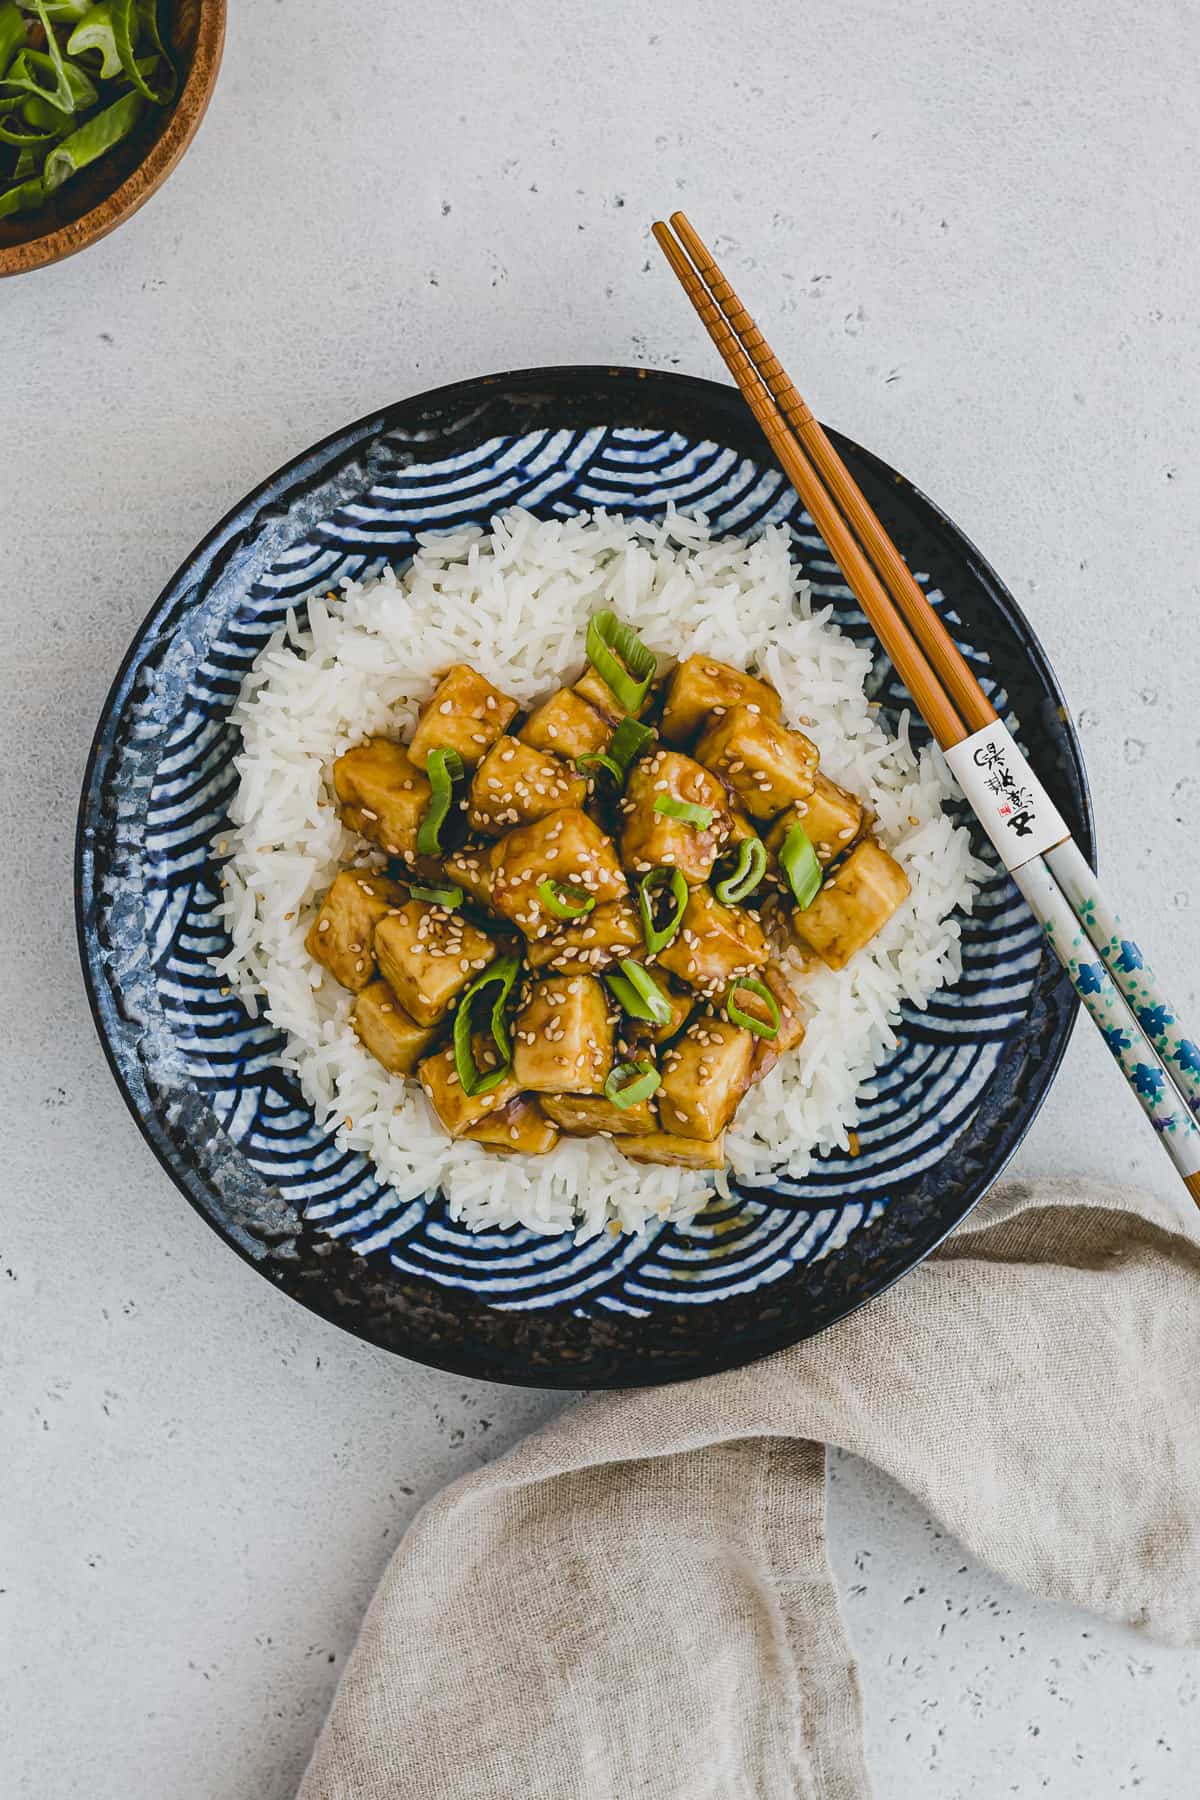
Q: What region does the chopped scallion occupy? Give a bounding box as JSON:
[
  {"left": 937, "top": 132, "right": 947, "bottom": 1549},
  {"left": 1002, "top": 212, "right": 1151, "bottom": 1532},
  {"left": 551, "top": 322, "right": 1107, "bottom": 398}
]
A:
[
  {"left": 536, "top": 877, "right": 596, "bottom": 920},
  {"left": 584, "top": 610, "right": 656, "bottom": 714},
  {"left": 452, "top": 954, "right": 520, "bottom": 1097},
  {"left": 603, "top": 1060, "right": 662, "bottom": 1110},
  {"left": 714, "top": 836, "right": 767, "bottom": 905},
  {"left": 409, "top": 882, "right": 464, "bottom": 909},
  {"left": 654, "top": 794, "right": 714, "bottom": 829},
  {"left": 780, "top": 821, "right": 822, "bottom": 909},
  {"left": 726, "top": 977, "right": 781, "bottom": 1040},
  {"left": 416, "top": 746, "right": 465, "bottom": 856},
  {"left": 604, "top": 958, "right": 674, "bottom": 1027},
  {"left": 637, "top": 866, "right": 688, "bottom": 955}
]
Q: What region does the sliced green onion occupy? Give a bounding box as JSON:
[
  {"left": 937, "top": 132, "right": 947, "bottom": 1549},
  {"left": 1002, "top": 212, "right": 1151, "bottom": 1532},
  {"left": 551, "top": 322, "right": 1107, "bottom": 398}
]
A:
[
  {"left": 714, "top": 836, "right": 768, "bottom": 905},
  {"left": 608, "top": 714, "right": 655, "bottom": 772},
  {"left": 409, "top": 882, "right": 463, "bottom": 909},
  {"left": 416, "top": 746, "right": 465, "bottom": 856},
  {"left": 604, "top": 958, "right": 674, "bottom": 1027},
  {"left": 575, "top": 717, "right": 656, "bottom": 791},
  {"left": 604, "top": 1060, "right": 662, "bottom": 1110},
  {"left": 536, "top": 877, "right": 596, "bottom": 921},
  {"left": 43, "top": 86, "right": 143, "bottom": 190},
  {"left": 575, "top": 751, "right": 623, "bottom": 787},
  {"left": 1, "top": 47, "right": 97, "bottom": 116},
  {"left": 67, "top": 4, "right": 124, "bottom": 80},
  {"left": 0, "top": 4, "right": 26, "bottom": 78},
  {"left": 780, "top": 821, "right": 822, "bottom": 910},
  {"left": 726, "top": 977, "right": 781, "bottom": 1040},
  {"left": 452, "top": 953, "right": 520, "bottom": 1097},
  {"left": 585, "top": 610, "right": 656, "bottom": 714},
  {"left": 654, "top": 794, "right": 714, "bottom": 829},
  {"left": 112, "top": 0, "right": 175, "bottom": 104},
  {"left": 0, "top": 173, "right": 42, "bottom": 215},
  {"left": 637, "top": 866, "right": 688, "bottom": 955}
]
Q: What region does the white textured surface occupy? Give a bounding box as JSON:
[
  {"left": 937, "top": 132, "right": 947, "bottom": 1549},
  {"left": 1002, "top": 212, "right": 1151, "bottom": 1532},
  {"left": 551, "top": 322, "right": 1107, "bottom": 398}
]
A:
[{"left": 2, "top": 1, "right": 1198, "bottom": 1794}]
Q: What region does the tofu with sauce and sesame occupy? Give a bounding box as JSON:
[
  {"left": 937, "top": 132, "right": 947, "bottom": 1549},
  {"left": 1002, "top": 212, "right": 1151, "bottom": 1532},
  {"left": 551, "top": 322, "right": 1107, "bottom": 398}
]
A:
[
  {"left": 790, "top": 838, "right": 910, "bottom": 970},
  {"left": 305, "top": 869, "right": 407, "bottom": 992},
  {"left": 660, "top": 655, "right": 781, "bottom": 745},
  {"left": 301, "top": 628, "right": 930, "bottom": 1175},
  {"left": 694, "top": 703, "right": 819, "bottom": 820},
  {"left": 490, "top": 807, "right": 627, "bottom": 941},
  {"left": 375, "top": 899, "right": 498, "bottom": 1027},
  {"left": 407, "top": 664, "right": 520, "bottom": 769},
  {"left": 332, "top": 740, "right": 430, "bottom": 863},
  {"left": 620, "top": 748, "right": 731, "bottom": 885},
  {"left": 511, "top": 974, "right": 614, "bottom": 1094},
  {"left": 468, "top": 738, "right": 586, "bottom": 836}
]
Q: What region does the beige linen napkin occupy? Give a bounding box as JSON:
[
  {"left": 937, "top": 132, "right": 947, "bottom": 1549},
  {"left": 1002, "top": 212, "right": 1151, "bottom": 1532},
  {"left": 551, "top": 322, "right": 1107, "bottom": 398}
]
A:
[{"left": 298, "top": 1179, "right": 1200, "bottom": 1800}]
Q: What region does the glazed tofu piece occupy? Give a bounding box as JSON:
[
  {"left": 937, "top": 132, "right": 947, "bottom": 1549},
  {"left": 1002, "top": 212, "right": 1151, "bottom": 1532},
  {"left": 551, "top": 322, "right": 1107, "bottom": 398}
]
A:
[
  {"left": 724, "top": 807, "right": 762, "bottom": 850},
  {"left": 332, "top": 738, "right": 430, "bottom": 862},
  {"left": 519, "top": 686, "right": 612, "bottom": 761},
  {"left": 658, "top": 1018, "right": 755, "bottom": 1140},
  {"left": 654, "top": 885, "right": 768, "bottom": 996},
  {"left": 407, "top": 664, "right": 519, "bottom": 769},
  {"left": 540, "top": 1087, "right": 659, "bottom": 1138},
  {"left": 464, "top": 1095, "right": 560, "bottom": 1155},
  {"left": 790, "top": 838, "right": 911, "bottom": 970},
  {"left": 745, "top": 961, "right": 807, "bottom": 1083},
  {"left": 490, "top": 807, "right": 627, "bottom": 940},
  {"left": 620, "top": 748, "right": 731, "bottom": 885},
  {"left": 468, "top": 738, "right": 586, "bottom": 836},
  {"left": 511, "top": 974, "right": 614, "bottom": 1093},
  {"left": 352, "top": 980, "right": 440, "bottom": 1076},
  {"left": 694, "top": 704, "right": 819, "bottom": 821},
  {"left": 525, "top": 898, "right": 642, "bottom": 972},
  {"left": 304, "top": 869, "right": 407, "bottom": 992},
  {"left": 618, "top": 1129, "right": 727, "bottom": 1170},
  {"left": 443, "top": 840, "right": 497, "bottom": 909},
  {"left": 574, "top": 663, "right": 656, "bottom": 726},
  {"left": 374, "top": 900, "right": 498, "bottom": 1027},
  {"left": 660, "top": 654, "right": 782, "bottom": 745},
  {"left": 765, "top": 773, "right": 865, "bottom": 868},
  {"left": 418, "top": 1041, "right": 520, "bottom": 1137}
]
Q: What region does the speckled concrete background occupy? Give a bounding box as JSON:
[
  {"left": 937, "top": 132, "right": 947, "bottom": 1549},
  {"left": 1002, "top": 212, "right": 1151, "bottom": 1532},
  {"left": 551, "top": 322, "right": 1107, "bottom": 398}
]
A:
[{"left": 3, "top": 2, "right": 1199, "bottom": 1795}]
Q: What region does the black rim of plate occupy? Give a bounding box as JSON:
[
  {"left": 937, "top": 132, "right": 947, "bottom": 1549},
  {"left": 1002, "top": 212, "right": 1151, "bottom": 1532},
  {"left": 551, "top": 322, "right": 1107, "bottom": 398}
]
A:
[{"left": 76, "top": 366, "right": 1094, "bottom": 1389}]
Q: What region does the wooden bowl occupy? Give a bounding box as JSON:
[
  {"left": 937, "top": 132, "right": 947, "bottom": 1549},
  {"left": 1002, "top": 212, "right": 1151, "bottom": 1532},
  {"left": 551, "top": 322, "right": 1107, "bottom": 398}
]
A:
[{"left": 0, "top": 0, "right": 226, "bottom": 278}]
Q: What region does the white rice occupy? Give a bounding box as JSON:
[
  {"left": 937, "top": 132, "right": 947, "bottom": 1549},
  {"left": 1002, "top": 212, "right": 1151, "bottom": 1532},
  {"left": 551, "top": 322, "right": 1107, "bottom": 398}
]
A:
[{"left": 214, "top": 508, "right": 983, "bottom": 1241}]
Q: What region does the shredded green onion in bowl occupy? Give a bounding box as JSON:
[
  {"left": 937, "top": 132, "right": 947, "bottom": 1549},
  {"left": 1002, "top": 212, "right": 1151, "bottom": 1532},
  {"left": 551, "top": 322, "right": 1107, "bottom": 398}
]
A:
[
  {"left": 0, "top": 0, "right": 177, "bottom": 221},
  {"left": 452, "top": 954, "right": 520, "bottom": 1096},
  {"left": 603, "top": 1060, "right": 661, "bottom": 1110},
  {"left": 780, "top": 820, "right": 822, "bottom": 909}
]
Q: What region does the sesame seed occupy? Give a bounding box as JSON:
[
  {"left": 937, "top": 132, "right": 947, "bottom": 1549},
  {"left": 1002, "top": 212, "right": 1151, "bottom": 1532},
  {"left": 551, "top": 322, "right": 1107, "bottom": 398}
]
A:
[{"left": 318, "top": 919, "right": 331, "bottom": 933}]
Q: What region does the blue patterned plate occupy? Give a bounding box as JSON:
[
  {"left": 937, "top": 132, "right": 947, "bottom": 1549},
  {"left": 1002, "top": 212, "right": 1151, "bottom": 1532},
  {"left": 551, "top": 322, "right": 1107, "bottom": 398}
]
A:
[{"left": 76, "top": 368, "right": 1092, "bottom": 1387}]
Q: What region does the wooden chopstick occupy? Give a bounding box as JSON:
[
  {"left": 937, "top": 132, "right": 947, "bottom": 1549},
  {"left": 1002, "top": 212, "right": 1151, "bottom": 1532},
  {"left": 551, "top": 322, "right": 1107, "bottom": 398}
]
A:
[
  {"left": 650, "top": 221, "right": 964, "bottom": 752},
  {"left": 652, "top": 215, "right": 1200, "bottom": 1207},
  {"left": 667, "top": 211, "right": 996, "bottom": 735}
]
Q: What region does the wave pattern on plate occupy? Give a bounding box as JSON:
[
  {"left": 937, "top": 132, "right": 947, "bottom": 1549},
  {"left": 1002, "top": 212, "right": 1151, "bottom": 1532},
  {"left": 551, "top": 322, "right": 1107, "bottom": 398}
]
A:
[{"left": 133, "top": 425, "right": 1036, "bottom": 1313}]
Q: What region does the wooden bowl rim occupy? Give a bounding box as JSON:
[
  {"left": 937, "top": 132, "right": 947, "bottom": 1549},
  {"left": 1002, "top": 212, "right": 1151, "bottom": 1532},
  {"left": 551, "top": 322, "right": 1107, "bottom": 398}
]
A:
[{"left": 0, "top": 0, "right": 226, "bottom": 278}]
